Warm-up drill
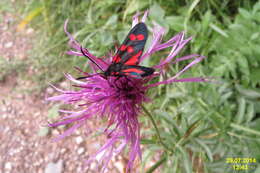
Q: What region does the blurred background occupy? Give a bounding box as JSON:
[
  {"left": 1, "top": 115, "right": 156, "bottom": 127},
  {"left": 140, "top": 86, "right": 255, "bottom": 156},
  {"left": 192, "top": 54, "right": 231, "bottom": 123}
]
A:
[{"left": 1, "top": 0, "right": 260, "bottom": 172}]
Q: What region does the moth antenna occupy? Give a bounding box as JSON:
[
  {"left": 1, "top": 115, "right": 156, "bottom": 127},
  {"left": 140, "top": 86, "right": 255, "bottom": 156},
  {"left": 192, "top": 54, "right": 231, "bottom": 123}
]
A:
[
  {"left": 80, "top": 46, "right": 104, "bottom": 72},
  {"left": 76, "top": 73, "right": 106, "bottom": 80}
]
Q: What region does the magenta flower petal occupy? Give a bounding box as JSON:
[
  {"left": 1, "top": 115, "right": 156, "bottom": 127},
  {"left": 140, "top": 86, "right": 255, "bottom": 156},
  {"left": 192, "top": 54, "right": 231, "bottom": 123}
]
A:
[{"left": 48, "top": 11, "right": 208, "bottom": 172}]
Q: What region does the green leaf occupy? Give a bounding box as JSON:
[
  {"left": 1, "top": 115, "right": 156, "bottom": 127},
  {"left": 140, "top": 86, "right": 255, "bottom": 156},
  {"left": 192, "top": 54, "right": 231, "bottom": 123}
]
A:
[
  {"left": 201, "top": 10, "right": 212, "bottom": 32},
  {"left": 195, "top": 139, "right": 213, "bottom": 162},
  {"left": 230, "top": 123, "right": 260, "bottom": 136},
  {"left": 149, "top": 3, "right": 165, "bottom": 22},
  {"left": 237, "top": 56, "right": 249, "bottom": 76},
  {"left": 100, "top": 31, "right": 113, "bottom": 46},
  {"left": 179, "top": 147, "right": 192, "bottom": 173},
  {"left": 210, "top": 23, "right": 228, "bottom": 37},
  {"left": 236, "top": 97, "right": 246, "bottom": 124},
  {"left": 236, "top": 85, "right": 260, "bottom": 99},
  {"left": 165, "top": 16, "right": 185, "bottom": 31},
  {"left": 104, "top": 14, "right": 118, "bottom": 27},
  {"left": 254, "top": 101, "right": 260, "bottom": 113},
  {"left": 140, "top": 139, "right": 156, "bottom": 145},
  {"left": 38, "top": 127, "right": 49, "bottom": 136},
  {"left": 123, "top": 0, "right": 148, "bottom": 17},
  {"left": 48, "top": 105, "right": 59, "bottom": 119},
  {"left": 253, "top": 166, "right": 260, "bottom": 173},
  {"left": 145, "top": 155, "right": 167, "bottom": 173},
  {"left": 250, "top": 68, "right": 260, "bottom": 84},
  {"left": 238, "top": 8, "right": 251, "bottom": 19},
  {"left": 246, "top": 102, "right": 255, "bottom": 123}
]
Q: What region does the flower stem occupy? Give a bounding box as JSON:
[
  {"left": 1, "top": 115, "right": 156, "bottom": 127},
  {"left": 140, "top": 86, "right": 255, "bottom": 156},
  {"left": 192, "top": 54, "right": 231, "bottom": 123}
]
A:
[
  {"left": 146, "top": 154, "right": 167, "bottom": 173},
  {"left": 142, "top": 105, "right": 173, "bottom": 152}
]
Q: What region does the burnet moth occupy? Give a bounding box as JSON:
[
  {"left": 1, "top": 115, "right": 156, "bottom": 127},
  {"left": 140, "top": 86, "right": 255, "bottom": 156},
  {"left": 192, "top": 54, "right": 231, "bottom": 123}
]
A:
[{"left": 80, "top": 22, "right": 154, "bottom": 79}]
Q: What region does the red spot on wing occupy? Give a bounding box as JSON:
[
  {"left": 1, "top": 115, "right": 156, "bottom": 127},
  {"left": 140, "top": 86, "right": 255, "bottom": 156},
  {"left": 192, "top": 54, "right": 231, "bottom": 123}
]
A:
[
  {"left": 129, "top": 34, "right": 136, "bottom": 41},
  {"left": 123, "top": 68, "right": 143, "bottom": 73},
  {"left": 136, "top": 34, "right": 144, "bottom": 40},
  {"left": 124, "top": 51, "right": 142, "bottom": 65},
  {"left": 127, "top": 46, "right": 134, "bottom": 53},
  {"left": 120, "top": 44, "right": 127, "bottom": 51},
  {"left": 112, "top": 55, "right": 121, "bottom": 63}
]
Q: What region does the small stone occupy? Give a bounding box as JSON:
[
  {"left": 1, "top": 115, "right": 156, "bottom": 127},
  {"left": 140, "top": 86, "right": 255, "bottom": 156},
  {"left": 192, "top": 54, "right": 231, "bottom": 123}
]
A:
[
  {"left": 5, "top": 162, "right": 12, "bottom": 170},
  {"left": 2, "top": 25, "right": 8, "bottom": 30},
  {"left": 89, "top": 162, "right": 97, "bottom": 170},
  {"left": 2, "top": 106, "right": 8, "bottom": 112},
  {"left": 75, "top": 136, "right": 84, "bottom": 144},
  {"left": 93, "top": 142, "right": 101, "bottom": 150},
  {"left": 16, "top": 94, "right": 24, "bottom": 99},
  {"left": 114, "top": 161, "right": 124, "bottom": 172},
  {"left": 26, "top": 28, "right": 34, "bottom": 34},
  {"left": 4, "top": 42, "right": 13, "bottom": 48},
  {"left": 46, "top": 87, "right": 54, "bottom": 94},
  {"left": 60, "top": 81, "right": 68, "bottom": 88},
  {"left": 52, "top": 129, "right": 60, "bottom": 135},
  {"left": 77, "top": 147, "right": 85, "bottom": 155},
  {"left": 60, "top": 148, "right": 67, "bottom": 154},
  {"left": 44, "top": 160, "right": 63, "bottom": 173},
  {"left": 2, "top": 114, "right": 8, "bottom": 119}
]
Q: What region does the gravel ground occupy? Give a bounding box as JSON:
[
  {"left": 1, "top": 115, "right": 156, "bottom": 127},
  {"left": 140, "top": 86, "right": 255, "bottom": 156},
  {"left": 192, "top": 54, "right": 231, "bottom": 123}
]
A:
[
  {"left": 0, "top": 12, "right": 127, "bottom": 173},
  {"left": 0, "top": 76, "right": 126, "bottom": 173}
]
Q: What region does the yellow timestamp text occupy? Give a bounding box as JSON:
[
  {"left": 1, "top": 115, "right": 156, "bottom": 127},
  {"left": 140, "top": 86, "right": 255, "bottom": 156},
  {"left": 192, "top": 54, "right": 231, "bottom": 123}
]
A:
[
  {"left": 226, "top": 157, "right": 257, "bottom": 164},
  {"left": 226, "top": 157, "right": 257, "bottom": 171}
]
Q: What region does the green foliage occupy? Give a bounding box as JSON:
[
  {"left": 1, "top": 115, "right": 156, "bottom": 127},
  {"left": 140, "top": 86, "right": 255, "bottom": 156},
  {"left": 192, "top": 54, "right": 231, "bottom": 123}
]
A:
[
  {"left": 210, "top": 2, "right": 260, "bottom": 86},
  {"left": 5, "top": 0, "right": 260, "bottom": 172},
  {"left": 0, "top": 57, "right": 27, "bottom": 81},
  {"left": 139, "top": 2, "right": 260, "bottom": 173}
]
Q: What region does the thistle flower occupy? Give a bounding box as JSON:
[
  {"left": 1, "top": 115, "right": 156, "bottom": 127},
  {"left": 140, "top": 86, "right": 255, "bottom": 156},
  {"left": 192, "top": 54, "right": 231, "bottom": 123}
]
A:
[{"left": 47, "top": 11, "right": 207, "bottom": 172}]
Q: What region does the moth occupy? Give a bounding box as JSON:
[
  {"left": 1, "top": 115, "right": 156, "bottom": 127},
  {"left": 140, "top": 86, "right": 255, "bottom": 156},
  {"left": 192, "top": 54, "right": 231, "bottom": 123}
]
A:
[{"left": 80, "top": 22, "right": 154, "bottom": 79}]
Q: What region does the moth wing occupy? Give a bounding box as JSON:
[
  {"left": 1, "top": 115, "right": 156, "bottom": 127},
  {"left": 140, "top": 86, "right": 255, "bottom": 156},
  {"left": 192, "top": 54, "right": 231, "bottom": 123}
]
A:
[
  {"left": 112, "top": 23, "right": 148, "bottom": 66},
  {"left": 120, "top": 65, "right": 154, "bottom": 78}
]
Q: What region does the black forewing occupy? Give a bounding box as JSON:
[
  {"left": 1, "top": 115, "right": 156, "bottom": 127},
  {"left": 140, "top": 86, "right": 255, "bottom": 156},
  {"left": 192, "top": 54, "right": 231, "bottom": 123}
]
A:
[{"left": 112, "top": 22, "right": 148, "bottom": 65}]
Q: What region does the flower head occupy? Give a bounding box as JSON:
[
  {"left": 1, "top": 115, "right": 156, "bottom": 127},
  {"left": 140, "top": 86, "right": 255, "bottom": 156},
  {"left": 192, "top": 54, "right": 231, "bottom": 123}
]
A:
[{"left": 47, "top": 11, "right": 207, "bottom": 172}]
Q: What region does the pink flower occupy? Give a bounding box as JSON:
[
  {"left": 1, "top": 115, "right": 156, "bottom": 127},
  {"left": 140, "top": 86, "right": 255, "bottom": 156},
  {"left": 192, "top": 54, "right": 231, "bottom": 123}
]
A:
[{"left": 47, "top": 11, "right": 208, "bottom": 172}]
